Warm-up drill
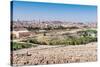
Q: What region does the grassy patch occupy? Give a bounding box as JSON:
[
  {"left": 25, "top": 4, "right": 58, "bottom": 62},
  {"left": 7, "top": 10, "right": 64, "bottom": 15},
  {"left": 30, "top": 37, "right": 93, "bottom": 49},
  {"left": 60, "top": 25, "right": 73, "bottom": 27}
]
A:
[{"left": 11, "top": 42, "right": 36, "bottom": 50}]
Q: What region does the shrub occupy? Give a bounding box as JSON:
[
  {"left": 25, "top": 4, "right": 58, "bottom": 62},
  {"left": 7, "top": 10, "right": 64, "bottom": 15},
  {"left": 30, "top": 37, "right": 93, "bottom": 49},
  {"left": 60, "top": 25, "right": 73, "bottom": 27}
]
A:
[
  {"left": 28, "top": 39, "right": 39, "bottom": 44},
  {"left": 19, "top": 34, "right": 97, "bottom": 46},
  {"left": 11, "top": 42, "right": 34, "bottom": 50}
]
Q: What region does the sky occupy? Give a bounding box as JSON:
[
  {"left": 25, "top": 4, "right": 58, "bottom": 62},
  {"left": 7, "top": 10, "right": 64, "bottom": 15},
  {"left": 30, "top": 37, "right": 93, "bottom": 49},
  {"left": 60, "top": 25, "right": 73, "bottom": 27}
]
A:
[{"left": 11, "top": 1, "right": 97, "bottom": 23}]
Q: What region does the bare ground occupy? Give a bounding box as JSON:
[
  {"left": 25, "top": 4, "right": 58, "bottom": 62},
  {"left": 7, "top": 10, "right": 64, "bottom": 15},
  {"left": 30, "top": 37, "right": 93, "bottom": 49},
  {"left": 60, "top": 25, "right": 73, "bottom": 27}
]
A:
[{"left": 11, "top": 42, "right": 97, "bottom": 66}]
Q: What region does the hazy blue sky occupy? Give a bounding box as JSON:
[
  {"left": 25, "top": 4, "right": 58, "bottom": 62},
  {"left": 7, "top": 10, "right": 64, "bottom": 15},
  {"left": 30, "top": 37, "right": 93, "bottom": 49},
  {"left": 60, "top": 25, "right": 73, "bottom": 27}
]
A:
[{"left": 11, "top": 1, "right": 97, "bottom": 22}]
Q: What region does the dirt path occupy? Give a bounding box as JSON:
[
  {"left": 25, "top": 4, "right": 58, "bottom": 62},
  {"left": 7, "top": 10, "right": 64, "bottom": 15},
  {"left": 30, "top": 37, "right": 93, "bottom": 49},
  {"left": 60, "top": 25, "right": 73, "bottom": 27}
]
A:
[{"left": 11, "top": 42, "right": 97, "bottom": 66}]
